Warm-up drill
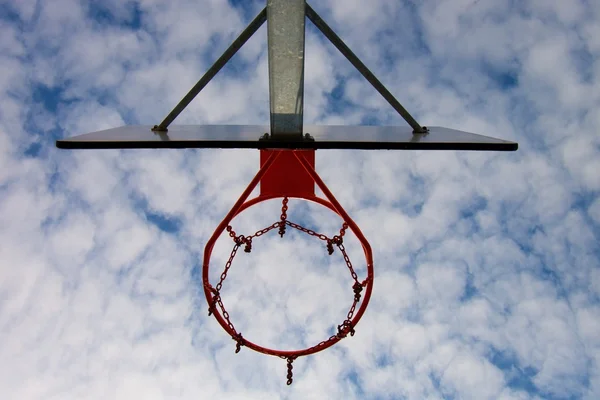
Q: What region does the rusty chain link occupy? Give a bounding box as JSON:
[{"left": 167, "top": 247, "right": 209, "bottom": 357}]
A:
[
  {"left": 279, "top": 197, "right": 288, "bottom": 237},
  {"left": 285, "top": 221, "right": 329, "bottom": 241},
  {"left": 207, "top": 198, "right": 369, "bottom": 385},
  {"left": 286, "top": 356, "right": 296, "bottom": 385}
]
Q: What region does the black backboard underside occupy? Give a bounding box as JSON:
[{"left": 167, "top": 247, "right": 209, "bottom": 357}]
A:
[{"left": 56, "top": 125, "right": 518, "bottom": 151}]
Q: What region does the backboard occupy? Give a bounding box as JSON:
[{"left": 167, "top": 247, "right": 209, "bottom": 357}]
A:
[{"left": 56, "top": 125, "right": 518, "bottom": 151}]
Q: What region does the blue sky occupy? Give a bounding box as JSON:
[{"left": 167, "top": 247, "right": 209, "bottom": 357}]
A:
[{"left": 1, "top": 0, "right": 599, "bottom": 399}]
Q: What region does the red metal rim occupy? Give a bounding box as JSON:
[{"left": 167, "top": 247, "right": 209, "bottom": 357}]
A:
[{"left": 202, "top": 150, "right": 374, "bottom": 358}]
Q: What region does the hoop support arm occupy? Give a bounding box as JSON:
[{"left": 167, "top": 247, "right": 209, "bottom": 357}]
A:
[
  {"left": 153, "top": 8, "right": 267, "bottom": 132},
  {"left": 305, "top": 4, "right": 427, "bottom": 134},
  {"left": 202, "top": 149, "right": 281, "bottom": 267}
]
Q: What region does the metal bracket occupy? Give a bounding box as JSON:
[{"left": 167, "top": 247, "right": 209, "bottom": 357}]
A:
[{"left": 259, "top": 132, "right": 314, "bottom": 142}]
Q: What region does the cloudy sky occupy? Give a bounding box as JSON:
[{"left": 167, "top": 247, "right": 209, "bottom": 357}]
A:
[{"left": 1, "top": 0, "right": 599, "bottom": 398}]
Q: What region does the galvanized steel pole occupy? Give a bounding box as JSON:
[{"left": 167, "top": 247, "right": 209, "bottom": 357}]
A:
[{"left": 267, "top": 0, "right": 306, "bottom": 138}]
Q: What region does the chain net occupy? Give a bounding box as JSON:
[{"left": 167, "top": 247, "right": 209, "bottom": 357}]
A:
[{"left": 204, "top": 197, "right": 370, "bottom": 385}]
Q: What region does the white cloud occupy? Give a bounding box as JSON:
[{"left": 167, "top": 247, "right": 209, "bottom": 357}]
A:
[
  {"left": 1, "top": 0, "right": 599, "bottom": 398},
  {"left": 440, "top": 352, "right": 505, "bottom": 399}
]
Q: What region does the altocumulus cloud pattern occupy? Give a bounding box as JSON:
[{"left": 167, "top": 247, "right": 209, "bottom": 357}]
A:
[{"left": 1, "top": 0, "right": 599, "bottom": 399}]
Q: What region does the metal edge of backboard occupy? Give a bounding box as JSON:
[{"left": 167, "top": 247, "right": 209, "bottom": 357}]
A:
[
  {"left": 55, "top": 125, "right": 518, "bottom": 151},
  {"left": 56, "top": 139, "right": 518, "bottom": 151}
]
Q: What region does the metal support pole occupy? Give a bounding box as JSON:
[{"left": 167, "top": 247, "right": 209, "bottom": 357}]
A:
[
  {"left": 153, "top": 8, "right": 267, "bottom": 132},
  {"left": 267, "top": 0, "right": 306, "bottom": 138},
  {"left": 305, "top": 4, "right": 427, "bottom": 134}
]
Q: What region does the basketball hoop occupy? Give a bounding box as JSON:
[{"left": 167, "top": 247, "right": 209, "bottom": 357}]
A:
[
  {"left": 202, "top": 149, "right": 374, "bottom": 384},
  {"left": 56, "top": 0, "right": 517, "bottom": 386}
]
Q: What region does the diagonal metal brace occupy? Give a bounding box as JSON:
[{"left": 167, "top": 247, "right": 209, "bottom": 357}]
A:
[
  {"left": 305, "top": 4, "right": 427, "bottom": 134},
  {"left": 152, "top": 8, "right": 267, "bottom": 132}
]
